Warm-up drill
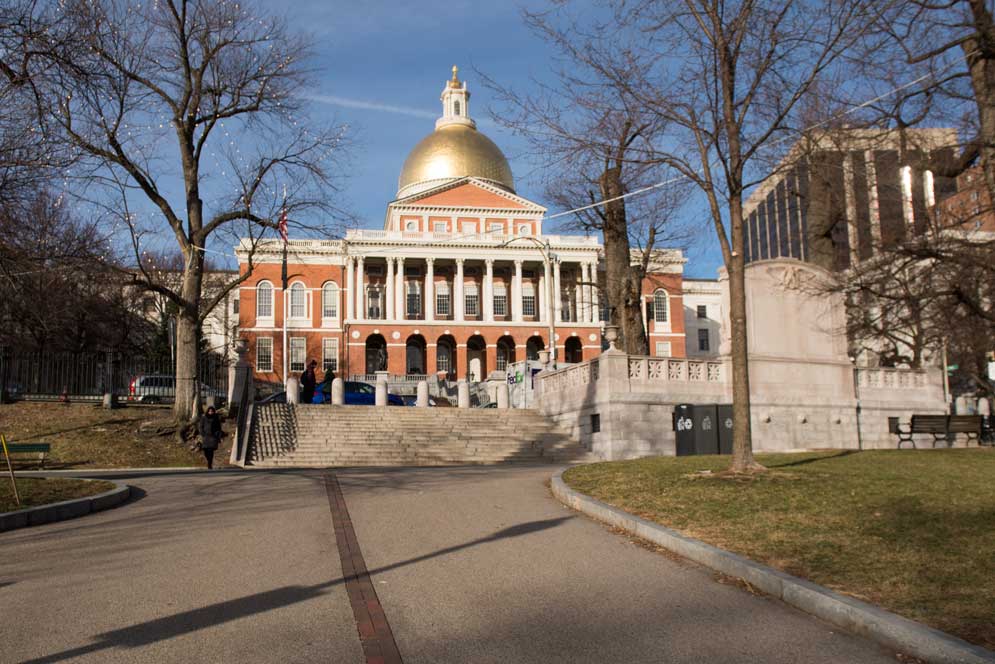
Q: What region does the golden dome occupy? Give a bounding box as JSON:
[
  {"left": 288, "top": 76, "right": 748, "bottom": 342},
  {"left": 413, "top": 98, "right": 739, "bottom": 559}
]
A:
[{"left": 397, "top": 123, "right": 515, "bottom": 198}]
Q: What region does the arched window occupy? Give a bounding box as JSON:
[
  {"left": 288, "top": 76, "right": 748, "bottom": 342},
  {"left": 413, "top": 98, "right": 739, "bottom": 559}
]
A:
[
  {"left": 454, "top": 99, "right": 462, "bottom": 116},
  {"left": 653, "top": 289, "right": 669, "bottom": 323},
  {"left": 322, "top": 282, "right": 338, "bottom": 319},
  {"left": 256, "top": 281, "right": 273, "bottom": 319},
  {"left": 289, "top": 282, "right": 307, "bottom": 319}
]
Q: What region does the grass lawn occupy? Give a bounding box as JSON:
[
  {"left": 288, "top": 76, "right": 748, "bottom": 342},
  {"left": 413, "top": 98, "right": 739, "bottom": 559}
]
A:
[
  {"left": 0, "top": 402, "right": 232, "bottom": 469},
  {"left": 0, "top": 477, "right": 115, "bottom": 512},
  {"left": 563, "top": 449, "right": 995, "bottom": 650}
]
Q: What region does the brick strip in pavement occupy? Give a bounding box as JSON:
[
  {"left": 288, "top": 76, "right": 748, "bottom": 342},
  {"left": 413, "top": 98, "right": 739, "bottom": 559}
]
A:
[{"left": 325, "top": 470, "right": 404, "bottom": 664}]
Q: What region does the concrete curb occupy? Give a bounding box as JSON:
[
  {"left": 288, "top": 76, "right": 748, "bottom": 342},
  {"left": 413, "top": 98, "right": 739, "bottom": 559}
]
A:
[
  {"left": 0, "top": 478, "right": 132, "bottom": 533},
  {"left": 551, "top": 470, "right": 995, "bottom": 664}
]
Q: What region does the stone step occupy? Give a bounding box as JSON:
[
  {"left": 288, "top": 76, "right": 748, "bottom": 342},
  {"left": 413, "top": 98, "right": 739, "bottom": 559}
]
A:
[{"left": 248, "top": 402, "right": 591, "bottom": 468}]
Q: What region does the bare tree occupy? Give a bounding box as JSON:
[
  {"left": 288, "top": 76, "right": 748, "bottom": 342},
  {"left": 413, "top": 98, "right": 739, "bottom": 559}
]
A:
[
  {"left": 482, "top": 20, "right": 690, "bottom": 355},
  {"left": 17, "top": 0, "right": 349, "bottom": 422},
  {"left": 0, "top": 190, "right": 156, "bottom": 353},
  {"left": 863, "top": 2, "right": 995, "bottom": 205},
  {"left": 537, "top": 1, "right": 881, "bottom": 472}
]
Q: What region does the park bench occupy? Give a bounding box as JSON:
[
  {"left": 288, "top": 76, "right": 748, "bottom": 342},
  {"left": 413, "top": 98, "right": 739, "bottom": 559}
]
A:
[
  {"left": 3, "top": 442, "right": 51, "bottom": 468},
  {"left": 889, "top": 415, "right": 983, "bottom": 449}
]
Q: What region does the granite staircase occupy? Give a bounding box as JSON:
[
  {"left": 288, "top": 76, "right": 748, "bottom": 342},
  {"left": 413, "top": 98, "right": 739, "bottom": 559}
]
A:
[{"left": 248, "top": 404, "right": 597, "bottom": 467}]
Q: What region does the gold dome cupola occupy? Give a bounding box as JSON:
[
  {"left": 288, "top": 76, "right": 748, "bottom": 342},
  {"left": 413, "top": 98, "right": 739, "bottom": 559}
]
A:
[{"left": 396, "top": 66, "right": 515, "bottom": 199}]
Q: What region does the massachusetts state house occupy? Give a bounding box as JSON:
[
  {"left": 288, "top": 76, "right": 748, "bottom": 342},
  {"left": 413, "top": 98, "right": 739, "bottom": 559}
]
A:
[{"left": 236, "top": 68, "right": 688, "bottom": 383}]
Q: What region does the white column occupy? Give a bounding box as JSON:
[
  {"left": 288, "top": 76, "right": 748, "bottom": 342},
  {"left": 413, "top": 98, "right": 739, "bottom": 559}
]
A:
[
  {"left": 574, "top": 267, "right": 583, "bottom": 323},
  {"left": 355, "top": 257, "right": 365, "bottom": 321},
  {"left": 513, "top": 259, "right": 523, "bottom": 322},
  {"left": 484, "top": 259, "right": 494, "bottom": 322},
  {"left": 345, "top": 257, "right": 355, "bottom": 321},
  {"left": 386, "top": 257, "right": 395, "bottom": 320},
  {"left": 553, "top": 259, "right": 562, "bottom": 323},
  {"left": 396, "top": 257, "right": 405, "bottom": 320},
  {"left": 424, "top": 258, "right": 435, "bottom": 322},
  {"left": 538, "top": 269, "right": 546, "bottom": 323},
  {"left": 455, "top": 258, "right": 465, "bottom": 322},
  {"left": 579, "top": 262, "right": 590, "bottom": 323},
  {"left": 589, "top": 261, "right": 600, "bottom": 323}
]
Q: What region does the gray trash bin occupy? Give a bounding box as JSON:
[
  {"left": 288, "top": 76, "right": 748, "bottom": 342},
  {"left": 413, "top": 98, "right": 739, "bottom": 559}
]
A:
[
  {"left": 692, "top": 404, "right": 719, "bottom": 455},
  {"left": 717, "top": 404, "right": 734, "bottom": 455},
  {"left": 673, "top": 404, "right": 696, "bottom": 456}
]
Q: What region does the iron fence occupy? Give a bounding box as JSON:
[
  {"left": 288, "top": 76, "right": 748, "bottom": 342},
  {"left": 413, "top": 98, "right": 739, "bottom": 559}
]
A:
[{"left": 0, "top": 348, "right": 229, "bottom": 404}]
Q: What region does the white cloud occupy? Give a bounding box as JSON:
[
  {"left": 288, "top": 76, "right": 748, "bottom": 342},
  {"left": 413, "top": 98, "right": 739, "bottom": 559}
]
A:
[{"left": 307, "top": 94, "right": 436, "bottom": 120}]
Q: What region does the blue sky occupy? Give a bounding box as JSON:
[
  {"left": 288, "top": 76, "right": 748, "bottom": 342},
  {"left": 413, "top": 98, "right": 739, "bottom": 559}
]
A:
[{"left": 220, "top": 1, "right": 722, "bottom": 278}]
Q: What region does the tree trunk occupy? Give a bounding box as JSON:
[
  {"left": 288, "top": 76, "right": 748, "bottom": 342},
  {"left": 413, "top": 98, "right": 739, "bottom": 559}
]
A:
[
  {"left": 727, "top": 207, "right": 759, "bottom": 473},
  {"left": 600, "top": 165, "right": 648, "bottom": 354},
  {"left": 172, "top": 249, "right": 204, "bottom": 423},
  {"left": 963, "top": 2, "right": 995, "bottom": 215}
]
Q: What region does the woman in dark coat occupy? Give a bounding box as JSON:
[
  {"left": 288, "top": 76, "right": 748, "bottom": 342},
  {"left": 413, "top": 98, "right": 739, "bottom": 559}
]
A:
[{"left": 198, "top": 406, "right": 223, "bottom": 469}]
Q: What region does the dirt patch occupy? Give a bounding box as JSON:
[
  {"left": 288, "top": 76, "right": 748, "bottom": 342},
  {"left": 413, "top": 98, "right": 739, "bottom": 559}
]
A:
[{"left": 0, "top": 402, "right": 233, "bottom": 469}]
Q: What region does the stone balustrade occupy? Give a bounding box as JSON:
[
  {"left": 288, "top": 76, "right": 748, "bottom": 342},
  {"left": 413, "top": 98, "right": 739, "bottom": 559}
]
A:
[{"left": 857, "top": 367, "right": 930, "bottom": 389}]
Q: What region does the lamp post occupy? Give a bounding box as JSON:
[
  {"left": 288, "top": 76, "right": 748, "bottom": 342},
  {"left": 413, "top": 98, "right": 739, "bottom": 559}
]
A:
[{"left": 500, "top": 236, "right": 558, "bottom": 367}]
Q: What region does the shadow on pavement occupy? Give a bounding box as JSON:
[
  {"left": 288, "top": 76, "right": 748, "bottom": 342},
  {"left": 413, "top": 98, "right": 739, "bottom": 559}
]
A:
[{"left": 19, "top": 516, "right": 571, "bottom": 663}]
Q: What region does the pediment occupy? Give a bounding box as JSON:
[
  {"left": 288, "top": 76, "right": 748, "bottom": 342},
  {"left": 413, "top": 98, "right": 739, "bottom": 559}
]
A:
[{"left": 392, "top": 177, "right": 545, "bottom": 212}]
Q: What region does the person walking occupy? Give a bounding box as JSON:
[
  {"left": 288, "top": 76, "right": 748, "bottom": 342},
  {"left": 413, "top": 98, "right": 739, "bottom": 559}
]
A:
[
  {"left": 198, "top": 406, "right": 223, "bottom": 469},
  {"left": 301, "top": 359, "right": 318, "bottom": 404}
]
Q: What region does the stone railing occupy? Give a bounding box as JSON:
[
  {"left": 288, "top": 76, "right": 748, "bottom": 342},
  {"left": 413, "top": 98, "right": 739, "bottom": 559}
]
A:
[
  {"left": 856, "top": 367, "right": 930, "bottom": 390},
  {"left": 535, "top": 359, "right": 601, "bottom": 394},
  {"left": 627, "top": 356, "right": 725, "bottom": 383}
]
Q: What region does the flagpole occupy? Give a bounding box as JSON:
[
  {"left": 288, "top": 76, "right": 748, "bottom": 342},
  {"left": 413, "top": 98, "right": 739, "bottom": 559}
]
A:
[{"left": 280, "top": 187, "right": 289, "bottom": 387}]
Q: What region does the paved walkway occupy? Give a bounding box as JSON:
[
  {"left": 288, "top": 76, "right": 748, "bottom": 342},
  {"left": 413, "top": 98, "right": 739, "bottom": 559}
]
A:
[{"left": 1, "top": 467, "right": 900, "bottom": 663}]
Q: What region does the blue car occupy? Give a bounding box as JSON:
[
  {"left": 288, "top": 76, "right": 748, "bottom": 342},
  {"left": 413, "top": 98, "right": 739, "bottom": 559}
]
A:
[{"left": 313, "top": 379, "right": 405, "bottom": 406}]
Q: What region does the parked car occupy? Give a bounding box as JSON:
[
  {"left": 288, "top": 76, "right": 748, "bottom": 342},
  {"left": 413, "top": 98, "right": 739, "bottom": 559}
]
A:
[
  {"left": 258, "top": 380, "right": 405, "bottom": 406},
  {"left": 313, "top": 379, "right": 405, "bottom": 406},
  {"left": 128, "top": 374, "right": 227, "bottom": 405}
]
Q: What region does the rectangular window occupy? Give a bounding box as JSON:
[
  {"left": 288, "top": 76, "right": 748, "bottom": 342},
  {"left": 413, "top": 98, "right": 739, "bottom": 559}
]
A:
[
  {"left": 290, "top": 337, "right": 306, "bottom": 372},
  {"left": 522, "top": 295, "right": 536, "bottom": 317},
  {"left": 256, "top": 337, "right": 273, "bottom": 372},
  {"left": 232, "top": 298, "right": 239, "bottom": 314},
  {"left": 493, "top": 283, "right": 507, "bottom": 317},
  {"left": 367, "top": 288, "right": 381, "bottom": 319},
  {"left": 696, "top": 305, "right": 707, "bottom": 319},
  {"left": 436, "top": 283, "right": 451, "bottom": 317},
  {"left": 463, "top": 221, "right": 478, "bottom": 234},
  {"left": 655, "top": 342, "right": 672, "bottom": 358},
  {"left": 433, "top": 221, "right": 448, "bottom": 233},
  {"left": 522, "top": 282, "right": 535, "bottom": 317},
  {"left": 406, "top": 283, "right": 421, "bottom": 318},
  {"left": 488, "top": 222, "right": 504, "bottom": 234},
  {"left": 698, "top": 329, "right": 710, "bottom": 352},
  {"left": 322, "top": 338, "right": 339, "bottom": 372},
  {"left": 465, "top": 283, "right": 479, "bottom": 316}
]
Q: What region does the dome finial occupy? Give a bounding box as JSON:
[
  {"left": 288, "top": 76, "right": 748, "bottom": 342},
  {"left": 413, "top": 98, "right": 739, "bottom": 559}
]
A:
[{"left": 449, "top": 65, "right": 460, "bottom": 88}]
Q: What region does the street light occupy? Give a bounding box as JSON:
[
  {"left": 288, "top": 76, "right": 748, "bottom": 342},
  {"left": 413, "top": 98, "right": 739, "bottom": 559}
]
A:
[{"left": 500, "top": 235, "right": 558, "bottom": 367}]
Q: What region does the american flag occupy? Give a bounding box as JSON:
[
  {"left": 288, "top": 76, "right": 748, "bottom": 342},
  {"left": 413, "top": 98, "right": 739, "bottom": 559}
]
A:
[{"left": 278, "top": 207, "right": 288, "bottom": 243}]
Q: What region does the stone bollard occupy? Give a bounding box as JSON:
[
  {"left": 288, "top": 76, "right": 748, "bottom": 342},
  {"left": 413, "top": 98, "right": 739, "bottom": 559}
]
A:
[
  {"left": 332, "top": 377, "right": 345, "bottom": 405},
  {"left": 286, "top": 376, "right": 300, "bottom": 405},
  {"left": 954, "top": 395, "right": 969, "bottom": 414},
  {"left": 496, "top": 383, "right": 509, "bottom": 409},
  {"left": 457, "top": 380, "right": 470, "bottom": 409},
  {"left": 375, "top": 378, "right": 388, "bottom": 406},
  {"left": 416, "top": 381, "right": 429, "bottom": 407}
]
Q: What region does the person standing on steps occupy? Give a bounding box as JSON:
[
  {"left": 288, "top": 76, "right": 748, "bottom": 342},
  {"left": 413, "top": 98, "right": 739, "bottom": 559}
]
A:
[
  {"left": 198, "top": 406, "right": 223, "bottom": 469},
  {"left": 301, "top": 359, "right": 318, "bottom": 404}
]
